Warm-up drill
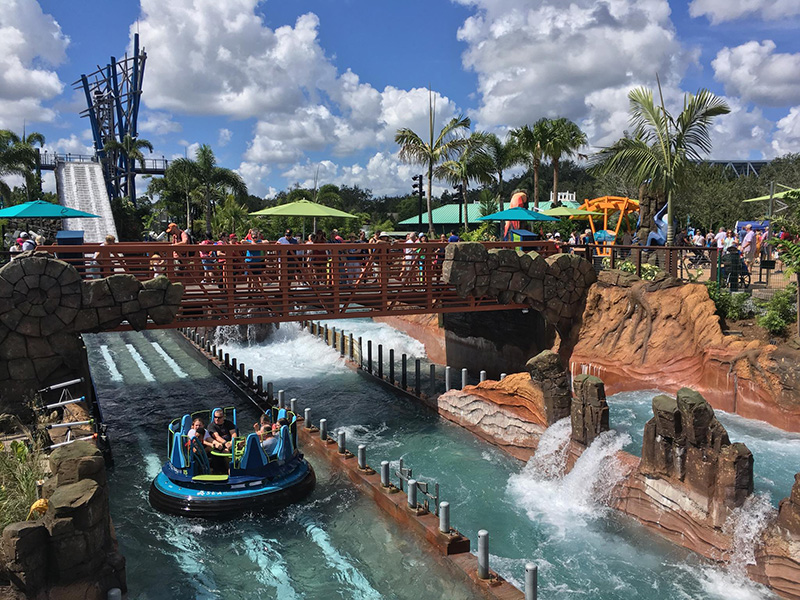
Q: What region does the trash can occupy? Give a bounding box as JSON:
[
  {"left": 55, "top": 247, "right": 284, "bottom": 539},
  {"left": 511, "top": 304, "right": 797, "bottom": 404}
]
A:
[
  {"left": 508, "top": 229, "right": 539, "bottom": 242},
  {"left": 55, "top": 230, "right": 85, "bottom": 270}
]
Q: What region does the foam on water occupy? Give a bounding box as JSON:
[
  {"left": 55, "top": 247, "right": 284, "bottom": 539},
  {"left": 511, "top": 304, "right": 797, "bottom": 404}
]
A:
[
  {"left": 313, "top": 318, "right": 427, "bottom": 359},
  {"left": 725, "top": 493, "right": 776, "bottom": 577},
  {"left": 508, "top": 424, "right": 631, "bottom": 534},
  {"left": 240, "top": 533, "right": 301, "bottom": 599}
]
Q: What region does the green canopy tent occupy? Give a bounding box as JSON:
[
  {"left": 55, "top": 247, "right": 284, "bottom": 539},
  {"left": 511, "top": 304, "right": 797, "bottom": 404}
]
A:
[
  {"left": 541, "top": 206, "right": 604, "bottom": 218},
  {"left": 475, "top": 207, "right": 559, "bottom": 222},
  {"left": 250, "top": 199, "right": 359, "bottom": 239}
]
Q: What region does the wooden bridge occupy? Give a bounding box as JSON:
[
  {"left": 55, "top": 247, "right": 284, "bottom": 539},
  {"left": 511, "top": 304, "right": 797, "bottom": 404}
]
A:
[{"left": 33, "top": 241, "right": 559, "bottom": 329}]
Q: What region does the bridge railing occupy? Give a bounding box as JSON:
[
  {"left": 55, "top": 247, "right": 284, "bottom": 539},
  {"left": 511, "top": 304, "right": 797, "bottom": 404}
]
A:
[{"left": 31, "top": 241, "right": 556, "bottom": 328}]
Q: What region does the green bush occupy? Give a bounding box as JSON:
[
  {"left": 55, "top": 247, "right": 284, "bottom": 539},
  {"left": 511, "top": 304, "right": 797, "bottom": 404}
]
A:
[
  {"left": 728, "top": 292, "right": 752, "bottom": 321},
  {"left": 0, "top": 440, "right": 46, "bottom": 528},
  {"left": 601, "top": 258, "right": 662, "bottom": 281},
  {"left": 755, "top": 284, "right": 797, "bottom": 336},
  {"left": 704, "top": 282, "right": 752, "bottom": 322},
  {"left": 758, "top": 311, "right": 788, "bottom": 336}
]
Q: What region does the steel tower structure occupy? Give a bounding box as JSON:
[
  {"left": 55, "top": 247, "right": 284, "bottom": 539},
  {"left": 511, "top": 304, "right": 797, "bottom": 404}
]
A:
[{"left": 74, "top": 34, "right": 147, "bottom": 205}]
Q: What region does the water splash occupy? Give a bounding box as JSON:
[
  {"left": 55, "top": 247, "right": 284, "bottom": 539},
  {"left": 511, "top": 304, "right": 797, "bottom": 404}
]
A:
[
  {"left": 724, "top": 493, "right": 776, "bottom": 578},
  {"left": 321, "top": 318, "right": 427, "bottom": 359},
  {"left": 524, "top": 418, "right": 572, "bottom": 479},
  {"left": 508, "top": 424, "right": 631, "bottom": 533}
]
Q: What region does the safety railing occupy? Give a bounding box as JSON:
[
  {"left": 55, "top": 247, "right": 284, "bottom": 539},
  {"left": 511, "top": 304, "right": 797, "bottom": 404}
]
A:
[{"left": 30, "top": 241, "right": 556, "bottom": 329}]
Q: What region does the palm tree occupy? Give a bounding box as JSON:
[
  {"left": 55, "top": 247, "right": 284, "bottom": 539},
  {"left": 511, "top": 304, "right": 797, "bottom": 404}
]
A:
[
  {"left": 478, "top": 133, "right": 523, "bottom": 211},
  {"left": 153, "top": 159, "right": 200, "bottom": 229},
  {"left": 510, "top": 118, "right": 550, "bottom": 208},
  {"left": 103, "top": 134, "right": 154, "bottom": 207},
  {"left": 395, "top": 89, "right": 471, "bottom": 236},
  {"left": 544, "top": 118, "right": 587, "bottom": 207},
  {"left": 590, "top": 79, "right": 730, "bottom": 244},
  {"left": 170, "top": 144, "right": 248, "bottom": 237},
  {"left": 435, "top": 132, "right": 492, "bottom": 231},
  {"left": 0, "top": 129, "right": 44, "bottom": 203}
]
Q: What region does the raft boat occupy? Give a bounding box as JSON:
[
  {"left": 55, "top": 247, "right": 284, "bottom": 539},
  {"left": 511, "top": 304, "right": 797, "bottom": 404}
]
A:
[{"left": 149, "top": 406, "right": 315, "bottom": 518}]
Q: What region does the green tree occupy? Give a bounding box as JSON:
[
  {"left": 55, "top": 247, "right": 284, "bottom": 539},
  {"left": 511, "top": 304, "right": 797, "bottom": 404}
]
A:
[
  {"left": 0, "top": 129, "right": 44, "bottom": 204},
  {"left": 435, "top": 132, "right": 492, "bottom": 230},
  {"left": 170, "top": 144, "right": 248, "bottom": 237},
  {"left": 102, "top": 134, "right": 154, "bottom": 207},
  {"left": 478, "top": 133, "right": 523, "bottom": 211},
  {"left": 395, "top": 89, "right": 471, "bottom": 236},
  {"left": 590, "top": 80, "right": 730, "bottom": 244},
  {"left": 510, "top": 118, "right": 550, "bottom": 208},
  {"left": 544, "top": 118, "right": 587, "bottom": 206}
]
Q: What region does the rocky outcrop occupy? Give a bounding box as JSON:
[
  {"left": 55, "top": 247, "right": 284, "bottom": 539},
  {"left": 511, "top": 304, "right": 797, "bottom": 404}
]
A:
[
  {"left": 570, "top": 374, "right": 609, "bottom": 446},
  {"left": 442, "top": 243, "right": 596, "bottom": 331},
  {"left": 0, "top": 253, "right": 183, "bottom": 420},
  {"left": 570, "top": 270, "right": 800, "bottom": 432},
  {"left": 1, "top": 441, "right": 125, "bottom": 598},
  {"left": 526, "top": 350, "right": 570, "bottom": 425},
  {"left": 436, "top": 373, "right": 547, "bottom": 461}
]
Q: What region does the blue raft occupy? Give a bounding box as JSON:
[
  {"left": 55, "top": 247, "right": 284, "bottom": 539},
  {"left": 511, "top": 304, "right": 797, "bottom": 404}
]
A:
[{"left": 149, "top": 406, "right": 315, "bottom": 518}]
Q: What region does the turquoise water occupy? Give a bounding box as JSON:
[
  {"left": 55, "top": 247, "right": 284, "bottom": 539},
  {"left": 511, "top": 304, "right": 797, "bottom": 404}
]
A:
[
  {"left": 610, "top": 389, "right": 800, "bottom": 505},
  {"left": 85, "top": 322, "right": 782, "bottom": 598}
]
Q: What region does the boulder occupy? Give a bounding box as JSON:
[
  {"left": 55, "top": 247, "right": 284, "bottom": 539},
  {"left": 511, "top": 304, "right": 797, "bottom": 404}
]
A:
[
  {"left": 570, "top": 374, "right": 610, "bottom": 446},
  {"left": 677, "top": 388, "right": 714, "bottom": 446},
  {"left": 526, "top": 350, "right": 570, "bottom": 425}
]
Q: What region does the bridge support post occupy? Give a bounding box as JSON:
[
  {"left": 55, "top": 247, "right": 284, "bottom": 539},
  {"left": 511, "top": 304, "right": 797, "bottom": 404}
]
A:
[
  {"left": 389, "top": 349, "right": 394, "bottom": 384},
  {"left": 401, "top": 354, "right": 407, "bottom": 390}
]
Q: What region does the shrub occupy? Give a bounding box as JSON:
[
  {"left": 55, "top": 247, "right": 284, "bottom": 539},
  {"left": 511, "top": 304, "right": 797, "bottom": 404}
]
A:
[
  {"left": 728, "top": 292, "right": 752, "bottom": 321},
  {"left": 758, "top": 310, "right": 788, "bottom": 336},
  {"left": 0, "top": 440, "right": 46, "bottom": 528},
  {"left": 755, "top": 284, "right": 797, "bottom": 336},
  {"left": 601, "top": 258, "right": 662, "bottom": 281},
  {"left": 704, "top": 282, "right": 753, "bottom": 322}
]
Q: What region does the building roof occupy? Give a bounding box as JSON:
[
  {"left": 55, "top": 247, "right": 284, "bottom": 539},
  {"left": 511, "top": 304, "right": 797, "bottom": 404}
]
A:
[{"left": 397, "top": 203, "right": 485, "bottom": 226}]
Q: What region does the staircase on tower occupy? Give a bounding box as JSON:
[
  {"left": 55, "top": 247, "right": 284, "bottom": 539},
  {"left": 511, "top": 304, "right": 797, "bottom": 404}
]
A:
[{"left": 56, "top": 161, "right": 118, "bottom": 243}]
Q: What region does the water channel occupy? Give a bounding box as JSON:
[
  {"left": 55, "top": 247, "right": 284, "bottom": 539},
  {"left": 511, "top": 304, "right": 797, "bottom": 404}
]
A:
[{"left": 85, "top": 319, "right": 785, "bottom": 599}]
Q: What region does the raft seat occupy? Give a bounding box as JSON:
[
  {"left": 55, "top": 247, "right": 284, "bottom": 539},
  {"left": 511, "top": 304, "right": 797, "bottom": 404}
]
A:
[{"left": 192, "top": 474, "right": 229, "bottom": 483}]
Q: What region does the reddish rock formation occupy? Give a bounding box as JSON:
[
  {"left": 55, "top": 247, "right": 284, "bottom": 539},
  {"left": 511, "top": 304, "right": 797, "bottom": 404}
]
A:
[
  {"left": 570, "top": 270, "right": 800, "bottom": 432},
  {"left": 570, "top": 374, "right": 609, "bottom": 446},
  {"left": 526, "top": 350, "right": 571, "bottom": 425}
]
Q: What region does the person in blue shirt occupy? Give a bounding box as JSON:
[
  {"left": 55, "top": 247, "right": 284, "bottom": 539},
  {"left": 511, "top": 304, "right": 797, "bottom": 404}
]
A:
[{"left": 447, "top": 230, "right": 460, "bottom": 243}]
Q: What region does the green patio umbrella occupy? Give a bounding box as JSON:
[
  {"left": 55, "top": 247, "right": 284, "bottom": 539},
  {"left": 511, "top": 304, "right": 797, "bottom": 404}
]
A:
[
  {"left": 542, "top": 206, "right": 604, "bottom": 218},
  {"left": 250, "top": 199, "right": 358, "bottom": 219},
  {"left": 0, "top": 200, "right": 99, "bottom": 219}
]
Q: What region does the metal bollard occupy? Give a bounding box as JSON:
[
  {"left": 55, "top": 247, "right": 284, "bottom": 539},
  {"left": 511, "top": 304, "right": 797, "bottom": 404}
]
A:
[
  {"left": 430, "top": 364, "right": 436, "bottom": 395},
  {"left": 358, "top": 336, "right": 363, "bottom": 368},
  {"left": 324, "top": 325, "right": 329, "bottom": 344},
  {"left": 378, "top": 344, "right": 383, "bottom": 379},
  {"left": 247, "top": 369, "right": 254, "bottom": 387},
  {"left": 401, "top": 354, "right": 407, "bottom": 389},
  {"left": 337, "top": 430, "right": 346, "bottom": 454},
  {"left": 319, "top": 418, "right": 327, "bottom": 441},
  {"left": 408, "top": 479, "right": 417, "bottom": 509},
  {"left": 257, "top": 375, "right": 263, "bottom": 395},
  {"left": 480, "top": 370, "right": 487, "bottom": 382},
  {"left": 525, "top": 563, "right": 538, "bottom": 600},
  {"left": 477, "top": 530, "right": 489, "bottom": 579},
  {"left": 358, "top": 444, "right": 366, "bottom": 469},
  {"left": 107, "top": 589, "right": 122, "bottom": 600},
  {"left": 212, "top": 344, "right": 216, "bottom": 357},
  {"left": 218, "top": 349, "right": 223, "bottom": 362},
  {"left": 304, "top": 408, "right": 311, "bottom": 428},
  {"left": 461, "top": 368, "right": 468, "bottom": 390},
  {"left": 367, "top": 340, "right": 373, "bottom": 373},
  {"left": 267, "top": 382, "right": 274, "bottom": 402},
  {"left": 290, "top": 398, "right": 297, "bottom": 414},
  {"left": 224, "top": 352, "right": 230, "bottom": 368},
  {"left": 340, "top": 332, "right": 345, "bottom": 356},
  {"left": 381, "top": 461, "right": 390, "bottom": 487},
  {"left": 415, "top": 359, "right": 421, "bottom": 396},
  {"left": 389, "top": 349, "right": 394, "bottom": 383},
  {"left": 232, "top": 357, "right": 237, "bottom": 374},
  {"left": 278, "top": 389, "right": 285, "bottom": 408},
  {"left": 445, "top": 366, "right": 451, "bottom": 391},
  {"left": 439, "top": 501, "right": 450, "bottom": 533},
  {"left": 239, "top": 363, "right": 245, "bottom": 380},
  {"left": 349, "top": 333, "right": 354, "bottom": 360},
  {"left": 500, "top": 373, "right": 507, "bottom": 381}
]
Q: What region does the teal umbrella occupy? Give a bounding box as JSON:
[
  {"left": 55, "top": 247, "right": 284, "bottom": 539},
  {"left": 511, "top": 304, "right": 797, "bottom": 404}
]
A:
[
  {"left": 476, "top": 207, "right": 559, "bottom": 222},
  {"left": 0, "top": 200, "right": 99, "bottom": 219}
]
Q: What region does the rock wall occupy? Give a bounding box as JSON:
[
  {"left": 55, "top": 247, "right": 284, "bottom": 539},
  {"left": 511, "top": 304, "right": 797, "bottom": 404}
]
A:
[
  {"left": 1, "top": 441, "right": 125, "bottom": 599},
  {"left": 570, "top": 374, "right": 609, "bottom": 446},
  {"left": 0, "top": 252, "right": 183, "bottom": 421},
  {"left": 570, "top": 270, "right": 800, "bottom": 432},
  {"left": 441, "top": 243, "right": 596, "bottom": 333},
  {"left": 526, "top": 350, "right": 571, "bottom": 425}
]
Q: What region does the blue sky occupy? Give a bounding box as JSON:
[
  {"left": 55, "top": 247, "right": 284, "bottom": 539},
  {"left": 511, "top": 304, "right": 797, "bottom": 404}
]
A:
[{"left": 3, "top": 0, "right": 800, "bottom": 199}]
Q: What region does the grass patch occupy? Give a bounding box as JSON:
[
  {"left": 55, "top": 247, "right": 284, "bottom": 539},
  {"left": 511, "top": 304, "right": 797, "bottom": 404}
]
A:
[{"left": 0, "top": 438, "right": 47, "bottom": 528}]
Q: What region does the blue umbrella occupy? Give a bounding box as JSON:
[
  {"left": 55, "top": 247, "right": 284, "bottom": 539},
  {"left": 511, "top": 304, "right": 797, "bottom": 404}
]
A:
[
  {"left": 476, "top": 207, "right": 559, "bottom": 222},
  {"left": 0, "top": 200, "right": 99, "bottom": 219}
]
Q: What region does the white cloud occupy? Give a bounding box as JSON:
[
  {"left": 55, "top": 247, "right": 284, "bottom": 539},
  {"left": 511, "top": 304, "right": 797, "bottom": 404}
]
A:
[
  {"left": 689, "top": 0, "right": 800, "bottom": 24},
  {"left": 709, "top": 98, "right": 774, "bottom": 158},
  {"left": 455, "top": 0, "right": 695, "bottom": 140},
  {"left": 43, "top": 133, "right": 94, "bottom": 156},
  {"left": 139, "top": 111, "right": 182, "bottom": 135},
  {"left": 218, "top": 128, "right": 232, "bottom": 146},
  {"left": 712, "top": 41, "right": 800, "bottom": 107},
  {"left": 0, "top": 0, "right": 69, "bottom": 128},
  {"left": 772, "top": 107, "right": 800, "bottom": 156},
  {"left": 236, "top": 161, "right": 271, "bottom": 196}
]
